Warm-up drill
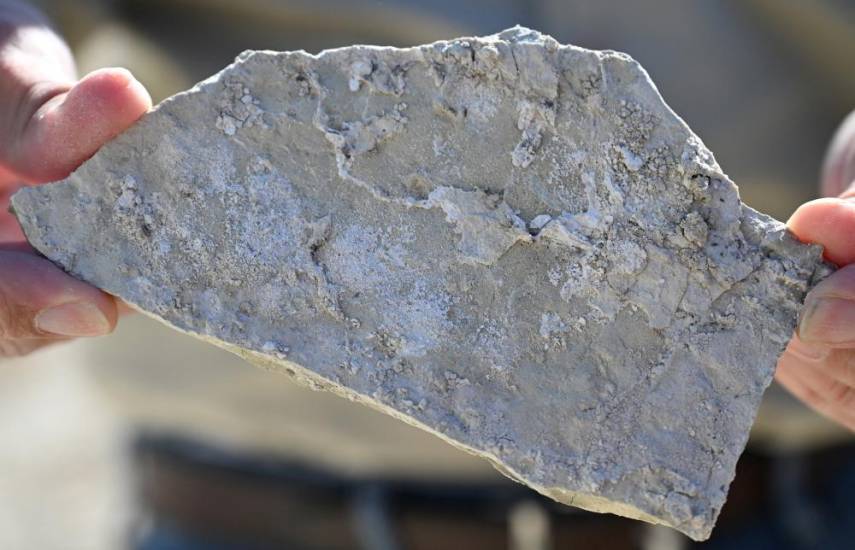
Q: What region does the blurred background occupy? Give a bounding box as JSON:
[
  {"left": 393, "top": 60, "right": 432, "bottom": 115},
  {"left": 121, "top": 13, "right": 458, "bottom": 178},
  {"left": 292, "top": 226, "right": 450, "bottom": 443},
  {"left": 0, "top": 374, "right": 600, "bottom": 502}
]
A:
[{"left": 3, "top": 0, "right": 854, "bottom": 548}]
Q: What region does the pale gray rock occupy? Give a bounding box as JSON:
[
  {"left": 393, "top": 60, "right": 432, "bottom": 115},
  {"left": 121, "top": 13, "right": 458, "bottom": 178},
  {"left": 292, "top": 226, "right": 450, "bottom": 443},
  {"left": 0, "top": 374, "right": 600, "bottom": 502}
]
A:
[{"left": 11, "top": 27, "right": 830, "bottom": 540}]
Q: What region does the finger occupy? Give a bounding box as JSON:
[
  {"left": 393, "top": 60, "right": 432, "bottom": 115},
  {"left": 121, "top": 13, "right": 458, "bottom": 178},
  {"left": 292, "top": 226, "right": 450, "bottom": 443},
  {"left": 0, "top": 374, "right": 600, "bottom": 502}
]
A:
[
  {"left": 0, "top": 335, "right": 63, "bottom": 357},
  {"left": 797, "top": 264, "right": 855, "bottom": 346},
  {"left": 0, "top": 9, "right": 75, "bottom": 179},
  {"left": 785, "top": 335, "right": 855, "bottom": 388},
  {"left": 1, "top": 67, "right": 152, "bottom": 182},
  {"left": 0, "top": 179, "right": 25, "bottom": 242},
  {"left": 776, "top": 354, "right": 855, "bottom": 431},
  {"left": 821, "top": 110, "right": 855, "bottom": 198},
  {"left": 0, "top": 11, "right": 151, "bottom": 183},
  {"left": 783, "top": 362, "right": 855, "bottom": 422},
  {"left": 0, "top": 251, "right": 117, "bottom": 347},
  {"left": 821, "top": 349, "right": 855, "bottom": 389},
  {"left": 0, "top": 164, "right": 18, "bottom": 185},
  {"left": 788, "top": 197, "right": 855, "bottom": 266}
]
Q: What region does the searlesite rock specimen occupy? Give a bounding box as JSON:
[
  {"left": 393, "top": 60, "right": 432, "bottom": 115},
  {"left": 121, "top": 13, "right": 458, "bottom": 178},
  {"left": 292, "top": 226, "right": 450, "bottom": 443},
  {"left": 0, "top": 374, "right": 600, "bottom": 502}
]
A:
[{"left": 12, "top": 27, "right": 829, "bottom": 539}]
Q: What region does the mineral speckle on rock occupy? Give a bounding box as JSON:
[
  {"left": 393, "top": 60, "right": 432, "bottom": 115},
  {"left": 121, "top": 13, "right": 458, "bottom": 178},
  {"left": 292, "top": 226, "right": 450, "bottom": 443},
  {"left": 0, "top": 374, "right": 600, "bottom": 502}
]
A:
[{"left": 11, "top": 27, "right": 830, "bottom": 540}]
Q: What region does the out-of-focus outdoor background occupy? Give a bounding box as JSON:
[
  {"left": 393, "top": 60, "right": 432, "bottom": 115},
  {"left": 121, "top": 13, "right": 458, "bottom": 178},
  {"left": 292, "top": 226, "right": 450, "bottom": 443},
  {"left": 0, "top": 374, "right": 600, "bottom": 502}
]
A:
[{"left": 2, "top": 1, "right": 854, "bottom": 549}]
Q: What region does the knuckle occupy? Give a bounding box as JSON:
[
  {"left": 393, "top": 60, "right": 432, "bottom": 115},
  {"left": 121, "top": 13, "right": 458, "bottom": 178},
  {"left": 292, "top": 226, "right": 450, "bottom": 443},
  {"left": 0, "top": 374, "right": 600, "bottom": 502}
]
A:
[
  {"left": 0, "top": 288, "right": 36, "bottom": 341},
  {"left": 824, "top": 349, "right": 855, "bottom": 389},
  {"left": 845, "top": 354, "right": 855, "bottom": 388},
  {"left": 0, "top": 337, "right": 39, "bottom": 358},
  {"left": 827, "top": 378, "right": 855, "bottom": 409}
]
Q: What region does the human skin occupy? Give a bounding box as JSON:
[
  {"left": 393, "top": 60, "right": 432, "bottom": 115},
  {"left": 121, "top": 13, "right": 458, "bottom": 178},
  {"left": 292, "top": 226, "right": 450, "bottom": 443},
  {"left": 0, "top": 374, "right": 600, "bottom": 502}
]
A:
[
  {"left": 0, "top": 2, "right": 852, "bottom": 432},
  {"left": 779, "top": 110, "right": 855, "bottom": 432},
  {"left": 0, "top": 0, "right": 150, "bottom": 355}
]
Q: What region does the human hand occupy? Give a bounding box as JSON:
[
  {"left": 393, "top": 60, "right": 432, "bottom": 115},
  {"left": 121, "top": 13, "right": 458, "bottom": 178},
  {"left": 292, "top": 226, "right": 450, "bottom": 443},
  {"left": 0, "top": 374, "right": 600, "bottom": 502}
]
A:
[
  {"left": 777, "top": 110, "right": 855, "bottom": 431},
  {"left": 0, "top": 1, "right": 151, "bottom": 356}
]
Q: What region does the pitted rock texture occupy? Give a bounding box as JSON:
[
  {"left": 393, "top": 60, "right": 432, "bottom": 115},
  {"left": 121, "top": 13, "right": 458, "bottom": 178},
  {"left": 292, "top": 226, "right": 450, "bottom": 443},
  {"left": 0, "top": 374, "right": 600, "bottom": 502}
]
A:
[{"left": 12, "top": 27, "right": 830, "bottom": 540}]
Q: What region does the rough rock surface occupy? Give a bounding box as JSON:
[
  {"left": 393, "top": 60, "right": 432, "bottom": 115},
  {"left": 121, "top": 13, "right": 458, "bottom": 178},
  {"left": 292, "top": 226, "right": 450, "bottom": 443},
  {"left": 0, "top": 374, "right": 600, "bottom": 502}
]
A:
[{"left": 12, "top": 27, "right": 829, "bottom": 540}]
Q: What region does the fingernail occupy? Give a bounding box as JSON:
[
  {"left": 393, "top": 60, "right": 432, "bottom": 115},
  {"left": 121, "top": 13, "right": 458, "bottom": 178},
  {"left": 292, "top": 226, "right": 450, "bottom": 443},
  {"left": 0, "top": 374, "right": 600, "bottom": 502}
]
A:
[
  {"left": 35, "top": 302, "right": 111, "bottom": 337},
  {"left": 799, "top": 296, "right": 855, "bottom": 345}
]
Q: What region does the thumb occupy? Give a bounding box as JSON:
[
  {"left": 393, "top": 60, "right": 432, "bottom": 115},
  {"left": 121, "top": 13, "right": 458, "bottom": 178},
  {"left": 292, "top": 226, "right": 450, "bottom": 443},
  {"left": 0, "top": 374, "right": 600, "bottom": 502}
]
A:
[
  {"left": 0, "top": 250, "right": 117, "bottom": 355},
  {"left": 0, "top": 11, "right": 151, "bottom": 183},
  {"left": 2, "top": 67, "right": 152, "bottom": 182},
  {"left": 789, "top": 196, "right": 855, "bottom": 344},
  {"left": 788, "top": 108, "right": 855, "bottom": 266},
  {"left": 787, "top": 111, "right": 855, "bottom": 344},
  {"left": 796, "top": 264, "right": 855, "bottom": 346},
  {"left": 788, "top": 197, "right": 855, "bottom": 266}
]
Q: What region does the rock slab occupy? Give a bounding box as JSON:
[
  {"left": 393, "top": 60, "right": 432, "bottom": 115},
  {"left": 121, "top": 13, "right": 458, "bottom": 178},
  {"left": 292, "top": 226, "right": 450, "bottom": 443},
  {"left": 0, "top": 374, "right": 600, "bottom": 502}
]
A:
[{"left": 11, "top": 27, "right": 829, "bottom": 540}]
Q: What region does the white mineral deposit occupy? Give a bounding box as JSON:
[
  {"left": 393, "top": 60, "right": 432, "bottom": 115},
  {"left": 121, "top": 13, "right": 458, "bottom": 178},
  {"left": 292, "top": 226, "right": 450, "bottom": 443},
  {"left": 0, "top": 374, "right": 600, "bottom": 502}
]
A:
[{"left": 11, "top": 27, "right": 831, "bottom": 540}]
